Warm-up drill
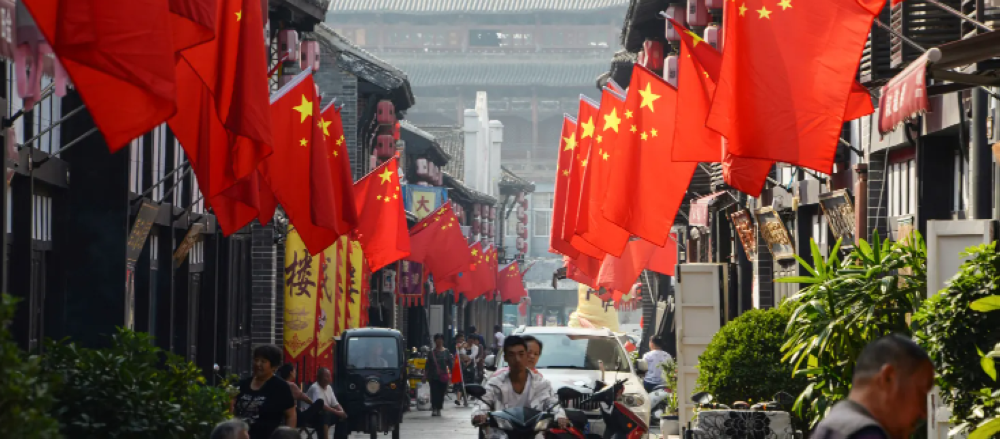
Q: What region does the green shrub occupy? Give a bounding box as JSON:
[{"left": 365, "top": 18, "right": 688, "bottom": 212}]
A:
[
  {"left": 696, "top": 306, "right": 807, "bottom": 407},
  {"left": 913, "top": 242, "right": 1000, "bottom": 439},
  {"left": 42, "top": 329, "right": 232, "bottom": 439},
  {"left": 0, "top": 294, "right": 61, "bottom": 439}
]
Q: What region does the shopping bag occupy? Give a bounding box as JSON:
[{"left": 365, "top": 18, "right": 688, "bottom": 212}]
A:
[{"left": 416, "top": 382, "right": 432, "bottom": 411}]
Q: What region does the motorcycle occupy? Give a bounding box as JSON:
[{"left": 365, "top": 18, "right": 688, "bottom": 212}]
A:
[
  {"left": 552, "top": 379, "right": 648, "bottom": 439},
  {"left": 465, "top": 383, "right": 562, "bottom": 439},
  {"left": 647, "top": 384, "right": 671, "bottom": 425},
  {"left": 407, "top": 346, "right": 428, "bottom": 400}
]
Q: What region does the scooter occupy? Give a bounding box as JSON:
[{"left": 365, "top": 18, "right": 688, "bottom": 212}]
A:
[
  {"left": 647, "top": 384, "right": 671, "bottom": 425},
  {"left": 466, "top": 383, "right": 563, "bottom": 439},
  {"left": 553, "top": 379, "right": 648, "bottom": 439}
]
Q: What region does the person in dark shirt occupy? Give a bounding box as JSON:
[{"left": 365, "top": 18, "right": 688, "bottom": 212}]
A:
[
  {"left": 233, "top": 345, "right": 297, "bottom": 439},
  {"left": 811, "top": 334, "right": 934, "bottom": 439}
]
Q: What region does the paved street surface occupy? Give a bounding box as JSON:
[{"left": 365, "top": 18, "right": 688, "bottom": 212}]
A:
[{"left": 320, "top": 395, "right": 668, "bottom": 439}]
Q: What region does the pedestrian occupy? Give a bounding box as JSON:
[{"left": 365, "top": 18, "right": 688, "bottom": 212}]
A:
[
  {"left": 233, "top": 345, "right": 297, "bottom": 439},
  {"left": 268, "top": 427, "right": 299, "bottom": 439},
  {"left": 210, "top": 420, "right": 250, "bottom": 439},
  {"left": 275, "top": 363, "right": 314, "bottom": 408},
  {"left": 468, "top": 335, "right": 485, "bottom": 379},
  {"left": 424, "top": 333, "right": 454, "bottom": 417},
  {"left": 453, "top": 333, "right": 469, "bottom": 406},
  {"left": 494, "top": 325, "right": 506, "bottom": 356},
  {"left": 305, "top": 367, "right": 348, "bottom": 439},
  {"left": 811, "top": 334, "right": 934, "bottom": 439},
  {"left": 641, "top": 336, "right": 672, "bottom": 393},
  {"left": 467, "top": 326, "right": 486, "bottom": 350}
]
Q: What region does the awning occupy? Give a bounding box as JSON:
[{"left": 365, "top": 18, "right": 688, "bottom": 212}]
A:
[
  {"left": 878, "top": 31, "right": 1000, "bottom": 136},
  {"left": 688, "top": 191, "right": 727, "bottom": 228}
]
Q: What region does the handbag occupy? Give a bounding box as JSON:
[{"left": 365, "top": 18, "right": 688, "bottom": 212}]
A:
[{"left": 430, "top": 349, "right": 450, "bottom": 383}]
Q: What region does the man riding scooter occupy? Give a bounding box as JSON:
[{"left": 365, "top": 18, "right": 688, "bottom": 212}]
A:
[{"left": 471, "top": 336, "right": 571, "bottom": 430}]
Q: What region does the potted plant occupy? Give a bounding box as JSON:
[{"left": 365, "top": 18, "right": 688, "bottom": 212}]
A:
[{"left": 658, "top": 358, "right": 680, "bottom": 435}]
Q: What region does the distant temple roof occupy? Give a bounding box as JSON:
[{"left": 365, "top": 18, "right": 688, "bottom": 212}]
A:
[
  {"left": 329, "top": 0, "right": 630, "bottom": 13},
  {"left": 313, "top": 24, "right": 416, "bottom": 110},
  {"left": 499, "top": 166, "right": 535, "bottom": 193},
  {"left": 389, "top": 56, "right": 610, "bottom": 87}
]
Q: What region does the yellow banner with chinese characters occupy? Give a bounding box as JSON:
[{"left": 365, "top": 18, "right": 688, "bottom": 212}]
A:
[
  {"left": 316, "top": 243, "right": 338, "bottom": 359},
  {"left": 349, "top": 237, "right": 364, "bottom": 329},
  {"left": 412, "top": 190, "right": 438, "bottom": 220},
  {"left": 283, "top": 227, "right": 317, "bottom": 360},
  {"left": 337, "top": 235, "right": 349, "bottom": 335}
]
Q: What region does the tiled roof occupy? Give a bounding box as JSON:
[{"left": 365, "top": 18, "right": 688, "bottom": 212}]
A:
[
  {"left": 499, "top": 166, "right": 535, "bottom": 193},
  {"left": 420, "top": 126, "right": 464, "bottom": 180},
  {"left": 312, "top": 24, "right": 416, "bottom": 109},
  {"left": 329, "top": 0, "right": 629, "bottom": 13},
  {"left": 443, "top": 172, "right": 496, "bottom": 205},
  {"left": 387, "top": 56, "right": 611, "bottom": 87},
  {"left": 400, "top": 120, "right": 452, "bottom": 164}
]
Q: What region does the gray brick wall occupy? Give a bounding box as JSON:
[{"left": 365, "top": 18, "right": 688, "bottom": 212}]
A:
[{"left": 251, "top": 222, "right": 278, "bottom": 347}]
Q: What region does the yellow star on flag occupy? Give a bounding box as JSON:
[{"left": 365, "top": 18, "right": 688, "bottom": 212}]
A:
[
  {"left": 778, "top": 0, "right": 792, "bottom": 10},
  {"left": 563, "top": 134, "right": 577, "bottom": 151},
  {"left": 757, "top": 5, "right": 772, "bottom": 18},
  {"left": 384, "top": 197, "right": 391, "bottom": 203},
  {"left": 625, "top": 109, "right": 633, "bottom": 119},
  {"left": 597, "top": 135, "right": 603, "bottom": 144},
  {"left": 472, "top": 249, "right": 479, "bottom": 256},
  {"left": 602, "top": 151, "right": 610, "bottom": 161},
  {"left": 650, "top": 128, "right": 658, "bottom": 137},
  {"left": 336, "top": 135, "right": 344, "bottom": 146},
  {"left": 739, "top": 3, "right": 748, "bottom": 15},
  {"left": 640, "top": 132, "right": 648, "bottom": 141},
  {"left": 581, "top": 117, "right": 595, "bottom": 139},
  {"left": 293, "top": 95, "right": 313, "bottom": 123},
  {"left": 580, "top": 158, "right": 588, "bottom": 167},
  {"left": 685, "top": 30, "right": 705, "bottom": 47},
  {"left": 299, "top": 138, "right": 308, "bottom": 147},
  {"left": 378, "top": 168, "right": 393, "bottom": 184},
  {"left": 630, "top": 125, "right": 637, "bottom": 133},
  {"left": 318, "top": 118, "right": 332, "bottom": 137},
  {"left": 377, "top": 195, "right": 383, "bottom": 201},
  {"left": 638, "top": 83, "right": 661, "bottom": 112},
  {"left": 235, "top": 10, "right": 241, "bottom": 21},
  {"left": 332, "top": 150, "right": 339, "bottom": 157},
  {"left": 562, "top": 170, "right": 570, "bottom": 177},
  {"left": 604, "top": 108, "right": 621, "bottom": 132}
]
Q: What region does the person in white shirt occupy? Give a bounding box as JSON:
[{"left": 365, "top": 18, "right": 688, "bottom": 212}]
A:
[
  {"left": 472, "top": 336, "right": 570, "bottom": 430},
  {"left": 305, "top": 368, "right": 347, "bottom": 439},
  {"left": 494, "top": 325, "right": 506, "bottom": 355},
  {"left": 642, "top": 336, "right": 673, "bottom": 393}
]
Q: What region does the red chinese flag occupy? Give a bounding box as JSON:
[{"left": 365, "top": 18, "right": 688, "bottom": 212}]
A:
[
  {"left": 408, "top": 203, "right": 471, "bottom": 279},
  {"left": 576, "top": 87, "right": 630, "bottom": 257},
  {"left": 564, "top": 256, "right": 597, "bottom": 289},
  {"left": 671, "top": 20, "right": 773, "bottom": 197},
  {"left": 170, "top": 0, "right": 217, "bottom": 53},
  {"left": 317, "top": 102, "right": 359, "bottom": 236},
  {"left": 22, "top": 0, "right": 177, "bottom": 152},
  {"left": 498, "top": 262, "right": 528, "bottom": 304},
  {"left": 563, "top": 97, "right": 606, "bottom": 260},
  {"left": 597, "top": 239, "right": 677, "bottom": 293},
  {"left": 706, "top": 0, "right": 882, "bottom": 174},
  {"left": 550, "top": 117, "right": 581, "bottom": 258},
  {"left": 469, "top": 242, "right": 496, "bottom": 299},
  {"left": 259, "top": 72, "right": 337, "bottom": 254},
  {"left": 354, "top": 157, "right": 410, "bottom": 272},
  {"left": 603, "top": 66, "right": 697, "bottom": 247},
  {"left": 169, "top": 0, "right": 274, "bottom": 234}
]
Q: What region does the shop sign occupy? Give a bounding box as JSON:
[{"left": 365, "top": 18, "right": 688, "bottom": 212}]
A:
[
  {"left": 754, "top": 207, "right": 795, "bottom": 261},
  {"left": 126, "top": 201, "right": 160, "bottom": 266},
  {"left": 878, "top": 51, "right": 932, "bottom": 136},
  {"left": 172, "top": 223, "right": 205, "bottom": 268},
  {"left": 819, "top": 190, "right": 856, "bottom": 246},
  {"left": 730, "top": 209, "right": 757, "bottom": 262}
]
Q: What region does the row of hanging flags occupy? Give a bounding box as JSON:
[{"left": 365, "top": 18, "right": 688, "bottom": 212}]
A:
[{"left": 554, "top": 0, "right": 888, "bottom": 304}]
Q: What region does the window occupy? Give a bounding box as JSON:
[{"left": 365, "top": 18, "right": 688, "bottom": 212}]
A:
[
  {"left": 533, "top": 211, "right": 551, "bottom": 237},
  {"left": 532, "top": 193, "right": 554, "bottom": 209},
  {"left": 129, "top": 138, "right": 144, "bottom": 194},
  {"left": 506, "top": 209, "right": 517, "bottom": 236},
  {"left": 888, "top": 158, "right": 916, "bottom": 217},
  {"left": 346, "top": 337, "right": 399, "bottom": 369},
  {"left": 495, "top": 334, "right": 630, "bottom": 372}
]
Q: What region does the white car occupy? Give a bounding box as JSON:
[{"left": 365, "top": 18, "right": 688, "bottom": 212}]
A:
[{"left": 484, "top": 326, "right": 651, "bottom": 436}]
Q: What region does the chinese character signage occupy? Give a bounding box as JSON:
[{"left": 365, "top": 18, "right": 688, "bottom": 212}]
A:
[
  {"left": 348, "top": 238, "right": 364, "bottom": 329},
  {"left": 403, "top": 185, "right": 448, "bottom": 220},
  {"left": 397, "top": 260, "right": 424, "bottom": 306},
  {"left": 730, "top": 209, "right": 757, "bottom": 262},
  {"left": 754, "top": 207, "right": 795, "bottom": 261},
  {"left": 126, "top": 201, "right": 160, "bottom": 266},
  {"left": 172, "top": 223, "right": 205, "bottom": 268},
  {"left": 819, "top": 190, "right": 856, "bottom": 246},
  {"left": 284, "top": 226, "right": 317, "bottom": 361}
]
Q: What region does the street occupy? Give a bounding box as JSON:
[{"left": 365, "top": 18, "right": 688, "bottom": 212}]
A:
[{"left": 329, "top": 397, "right": 668, "bottom": 439}]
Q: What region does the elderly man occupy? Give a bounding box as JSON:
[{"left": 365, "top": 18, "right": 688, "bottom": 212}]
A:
[
  {"left": 210, "top": 420, "right": 250, "bottom": 439},
  {"left": 811, "top": 334, "right": 935, "bottom": 439},
  {"left": 305, "top": 367, "right": 347, "bottom": 439}
]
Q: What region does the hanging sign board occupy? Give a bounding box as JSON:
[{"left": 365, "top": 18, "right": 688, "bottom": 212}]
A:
[
  {"left": 173, "top": 223, "right": 205, "bottom": 268},
  {"left": 754, "top": 207, "right": 795, "bottom": 261},
  {"left": 730, "top": 209, "right": 757, "bottom": 262},
  {"left": 819, "top": 190, "right": 856, "bottom": 246},
  {"left": 126, "top": 201, "right": 160, "bottom": 266}
]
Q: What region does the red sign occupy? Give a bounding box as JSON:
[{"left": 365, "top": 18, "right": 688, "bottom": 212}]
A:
[
  {"left": 878, "top": 51, "right": 932, "bottom": 136},
  {"left": 688, "top": 192, "right": 726, "bottom": 228},
  {"left": 535, "top": 314, "right": 543, "bottom": 326}
]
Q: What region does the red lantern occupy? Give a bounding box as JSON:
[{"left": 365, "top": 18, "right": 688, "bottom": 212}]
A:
[
  {"left": 375, "top": 135, "right": 395, "bottom": 159},
  {"left": 687, "top": 0, "right": 710, "bottom": 27},
  {"left": 300, "top": 40, "right": 320, "bottom": 72},
  {"left": 665, "top": 55, "right": 678, "bottom": 88},
  {"left": 472, "top": 218, "right": 481, "bottom": 235},
  {"left": 516, "top": 237, "right": 525, "bottom": 252},
  {"left": 489, "top": 206, "right": 497, "bottom": 220},
  {"left": 278, "top": 29, "right": 299, "bottom": 63},
  {"left": 706, "top": 0, "right": 724, "bottom": 10},
  {"left": 705, "top": 25, "right": 721, "bottom": 51},
  {"left": 393, "top": 121, "right": 401, "bottom": 140},
  {"left": 376, "top": 100, "right": 396, "bottom": 125},
  {"left": 517, "top": 223, "right": 528, "bottom": 239},
  {"left": 415, "top": 158, "right": 429, "bottom": 179},
  {"left": 640, "top": 40, "right": 664, "bottom": 72},
  {"left": 473, "top": 204, "right": 482, "bottom": 217}
]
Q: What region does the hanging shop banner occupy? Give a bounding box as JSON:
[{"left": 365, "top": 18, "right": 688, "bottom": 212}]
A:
[
  {"left": 348, "top": 237, "right": 365, "bottom": 329},
  {"left": 173, "top": 223, "right": 205, "bottom": 268},
  {"left": 283, "top": 227, "right": 318, "bottom": 361},
  {"left": 336, "top": 236, "right": 349, "bottom": 335},
  {"left": 360, "top": 255, "right": 371, "bottom": 328},
  {"left": 878, "top": 51, "right": 933, "bottom": 136},
  {"left": 754, "top": 207, "right": 795, "bottom": 261},
  {"left": 819, "top": 190, "right": 856, "bottom": 246},
  {"left": 403, "top": 185, "right": 448, "bottom": 220},
  {"left": 688, "top": 192, "right": 727, "bottom": 228},
  {"left": 397, "top": 260, "right": 424, "bottom": 306},
  {"left": 126, "top": 201, "right": 160, "bottom": 266},
  {"left": 315, "top": 243, "right": 338, "bottom": 375},
  {"left": 730, "top": 209, "right": 757, "bottom": 262}
]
